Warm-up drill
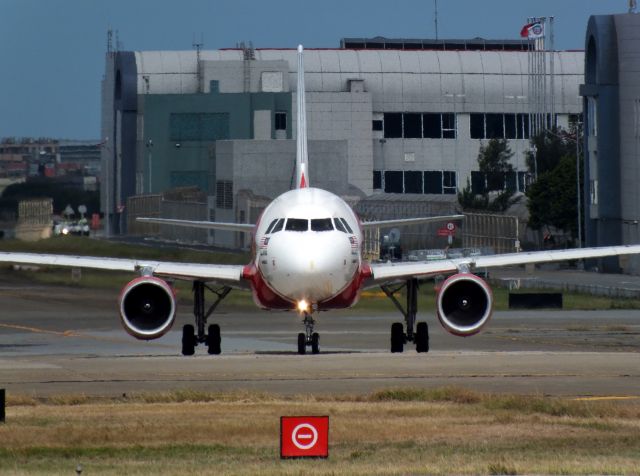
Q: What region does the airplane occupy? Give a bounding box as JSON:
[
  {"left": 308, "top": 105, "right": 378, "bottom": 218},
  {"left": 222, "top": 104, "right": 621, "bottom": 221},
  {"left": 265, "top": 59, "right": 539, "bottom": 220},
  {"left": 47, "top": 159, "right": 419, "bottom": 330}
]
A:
[{"left": 2, "top": 45, "right": 640, "bottom": 356}]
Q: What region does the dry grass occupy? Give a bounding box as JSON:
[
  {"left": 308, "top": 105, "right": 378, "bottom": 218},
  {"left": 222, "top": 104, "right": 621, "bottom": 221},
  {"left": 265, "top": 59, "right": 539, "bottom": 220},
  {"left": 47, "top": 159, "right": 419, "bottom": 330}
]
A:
[{"left": 1, "top": 388, "right": 639, "bottom": 475}]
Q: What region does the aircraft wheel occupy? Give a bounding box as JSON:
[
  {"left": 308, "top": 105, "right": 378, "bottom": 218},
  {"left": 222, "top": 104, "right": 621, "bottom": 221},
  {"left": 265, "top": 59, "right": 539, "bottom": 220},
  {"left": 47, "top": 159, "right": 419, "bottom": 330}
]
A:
[
  {"left": 297, "top": 333, "right": 306, "bottom": 355},
  {"left": 415, "top": 322, "right": 429, "bottom": 353},
  {"left": 206, "top": 324, "right": 221, "bottom": 355},
  {"left": 311, "top": 332, "right": 320, "bottom": 354},
  {"left": 390, "top": 322, "right": 404, "bottom": 353},
  {"left": 181, "top": 324, "right": 196, "bottom": 356}
]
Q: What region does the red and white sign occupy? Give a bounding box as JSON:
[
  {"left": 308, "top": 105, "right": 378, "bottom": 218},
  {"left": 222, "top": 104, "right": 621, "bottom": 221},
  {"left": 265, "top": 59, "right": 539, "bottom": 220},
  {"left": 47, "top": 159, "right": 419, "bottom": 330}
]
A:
[
  {"left": 437, "top": 222, "right": 457, "bottom": 237},
  {"left": 280, "top": 416, "right": 329, "bottom": 458}
]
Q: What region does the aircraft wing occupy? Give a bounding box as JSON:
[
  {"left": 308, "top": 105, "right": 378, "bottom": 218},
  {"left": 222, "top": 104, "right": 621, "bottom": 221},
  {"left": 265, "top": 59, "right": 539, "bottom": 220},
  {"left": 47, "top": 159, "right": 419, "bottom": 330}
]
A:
[
  {"left": 0, "top": 252, "right": 245, "bottom": 283},
  {"left": 361, "top": 214, "right": 464, "bottom": 229},
  {"left": 137, "top": 217, "right": 255, "bottom": 233},
  {"left": 369, "top": 245, "right": 640, "bottom": 283}
]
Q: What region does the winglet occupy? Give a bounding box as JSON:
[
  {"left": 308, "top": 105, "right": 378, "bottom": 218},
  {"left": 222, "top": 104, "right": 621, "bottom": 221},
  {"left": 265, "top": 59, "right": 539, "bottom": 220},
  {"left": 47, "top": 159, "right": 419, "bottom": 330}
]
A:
[{"left": 295, "top": 44, "right": 309, "bottom": 189}]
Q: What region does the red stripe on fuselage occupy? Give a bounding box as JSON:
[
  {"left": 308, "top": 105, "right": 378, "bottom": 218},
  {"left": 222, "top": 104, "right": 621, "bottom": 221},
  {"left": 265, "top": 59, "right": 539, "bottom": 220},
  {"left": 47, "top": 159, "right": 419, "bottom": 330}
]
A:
[{"left": 242, "top": 263, "right": 294, "bottom": 310}]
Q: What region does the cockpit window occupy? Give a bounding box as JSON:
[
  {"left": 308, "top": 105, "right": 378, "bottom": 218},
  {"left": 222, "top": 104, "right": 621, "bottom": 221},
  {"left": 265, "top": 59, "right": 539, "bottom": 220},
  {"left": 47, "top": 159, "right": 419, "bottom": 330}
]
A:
[
  {"left": 265, "top": 219, "right": 278, "bottom": 234},
  {"left": 311, "top": 218, "right": 334, "bottom": 232},
  {"left": 333, "top": 218, "right": 347, "bottom": 233},
  {"left": 339, "top": 217, "right": 354, "bottom": 234},
  {"left": 285, "top": 218, "right": 308, "bottom": 232},
  {"left": 271, "top": 218, "right": 285, "bottom": 233}
]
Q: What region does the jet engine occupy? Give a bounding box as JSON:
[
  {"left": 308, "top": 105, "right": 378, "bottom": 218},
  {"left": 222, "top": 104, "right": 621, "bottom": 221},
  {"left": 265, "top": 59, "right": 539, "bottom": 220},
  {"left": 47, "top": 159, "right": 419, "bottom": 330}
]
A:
[
  {"left": 436, "top": 273, "right": 493, "bottom": 336},
  {"left": 118, "top": 276, "right": 176, "bottom": 340}
]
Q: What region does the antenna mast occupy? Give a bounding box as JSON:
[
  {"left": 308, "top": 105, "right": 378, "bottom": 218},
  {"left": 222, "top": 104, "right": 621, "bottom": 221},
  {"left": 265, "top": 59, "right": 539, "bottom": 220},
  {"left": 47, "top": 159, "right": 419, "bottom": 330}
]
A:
[
  {"left": 193, "top": 35, "right": 204, "bottom": 93},
  {"left": 434, "top": 0, "right": 439, "bottom": 40}
]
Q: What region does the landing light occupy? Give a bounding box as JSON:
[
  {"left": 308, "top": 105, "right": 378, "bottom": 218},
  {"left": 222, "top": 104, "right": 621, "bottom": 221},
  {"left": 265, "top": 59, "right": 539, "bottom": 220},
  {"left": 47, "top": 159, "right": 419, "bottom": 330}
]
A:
[{"left": 297, "top": 299, "right": 309, "bottom": 313}]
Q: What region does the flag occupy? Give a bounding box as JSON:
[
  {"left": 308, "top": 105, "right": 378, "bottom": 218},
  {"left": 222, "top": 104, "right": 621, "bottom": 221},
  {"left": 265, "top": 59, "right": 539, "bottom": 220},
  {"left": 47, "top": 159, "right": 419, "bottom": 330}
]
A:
[{"left": 520, "top": 21, "right": 545, "bottom": 39}]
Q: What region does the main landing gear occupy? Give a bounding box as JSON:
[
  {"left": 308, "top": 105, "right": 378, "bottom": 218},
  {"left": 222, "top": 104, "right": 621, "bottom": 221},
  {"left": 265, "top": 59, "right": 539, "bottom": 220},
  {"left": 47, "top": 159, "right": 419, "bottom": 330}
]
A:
[
  {"left": 297, "top": 312, "right": 320, "bottom": 355},
  {"left": 181, "top": 280, "right": 231, "bottom": 356},
  {"left": 381, "top": 277, "right": 429, "bottom": 354}
]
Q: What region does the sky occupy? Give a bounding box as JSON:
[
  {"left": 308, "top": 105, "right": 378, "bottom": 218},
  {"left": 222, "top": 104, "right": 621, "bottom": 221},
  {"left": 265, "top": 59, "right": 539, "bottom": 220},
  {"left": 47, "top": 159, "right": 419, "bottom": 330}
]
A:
[{"left": 0, "top": 0, "right": 633, "bottom": 140}]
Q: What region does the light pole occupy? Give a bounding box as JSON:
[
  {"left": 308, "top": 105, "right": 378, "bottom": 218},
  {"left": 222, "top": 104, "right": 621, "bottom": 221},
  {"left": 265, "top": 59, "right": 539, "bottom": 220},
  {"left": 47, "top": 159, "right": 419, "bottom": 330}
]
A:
[
  {"left": 576, "top": 122, "right": 582, "bottom": 248},
  {"left": 146, "top": 139, "right": 153, "bottom": 194},
  {"left": 101, "top": 137, "right": 111, "bottom": 238}
]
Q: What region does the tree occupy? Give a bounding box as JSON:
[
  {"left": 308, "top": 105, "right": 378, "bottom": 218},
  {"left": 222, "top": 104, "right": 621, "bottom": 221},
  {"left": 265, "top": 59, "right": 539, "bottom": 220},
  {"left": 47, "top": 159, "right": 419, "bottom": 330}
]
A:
[
  {"left": 477, "top": 138, "right": 514, "bottom": 190},
  {"left": 526, "top": 127, "right": 575, "bottom": 176},
  {"left": 527, "top": 154, "right": 583, "bottom": 240},
  {"left": 458, "top": 138, "right": 519, "bottom": 212},
  {"left": 526, "top": 126, "right": 583, "bottom": 242},
  {"left": 0, "top": 178, "right": 100, "bottom": 217}
]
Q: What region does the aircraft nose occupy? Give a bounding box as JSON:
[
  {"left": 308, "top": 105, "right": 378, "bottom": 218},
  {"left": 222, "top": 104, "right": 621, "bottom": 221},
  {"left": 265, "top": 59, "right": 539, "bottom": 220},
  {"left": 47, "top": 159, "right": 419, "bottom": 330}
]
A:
[{"left": 265, "top": 233, "right": 353, "bottom": 301}]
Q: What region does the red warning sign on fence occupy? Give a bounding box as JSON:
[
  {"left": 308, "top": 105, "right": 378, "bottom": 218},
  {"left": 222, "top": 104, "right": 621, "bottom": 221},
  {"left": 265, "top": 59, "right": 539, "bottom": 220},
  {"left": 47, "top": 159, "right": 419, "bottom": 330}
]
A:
[{"left": 280, "top": 416, "right": 329, "bottom": 458}]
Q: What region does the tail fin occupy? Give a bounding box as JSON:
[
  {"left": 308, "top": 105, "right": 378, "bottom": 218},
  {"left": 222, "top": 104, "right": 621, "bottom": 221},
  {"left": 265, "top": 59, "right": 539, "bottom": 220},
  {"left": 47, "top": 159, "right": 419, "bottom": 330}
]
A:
[{"left": 295, "top": 45, "right": 309, "bottom": 189}]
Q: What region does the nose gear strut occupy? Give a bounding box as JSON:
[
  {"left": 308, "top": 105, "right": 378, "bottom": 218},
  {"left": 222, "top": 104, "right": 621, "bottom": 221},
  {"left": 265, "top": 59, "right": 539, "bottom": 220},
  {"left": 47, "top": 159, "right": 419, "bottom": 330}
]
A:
[{"left": 297, "top": 311, "right": 320, "bottom": 355}]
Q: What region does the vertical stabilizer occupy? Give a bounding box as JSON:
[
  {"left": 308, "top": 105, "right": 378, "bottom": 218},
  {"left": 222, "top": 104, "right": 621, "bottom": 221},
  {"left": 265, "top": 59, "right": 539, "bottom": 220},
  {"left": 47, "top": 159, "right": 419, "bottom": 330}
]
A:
[{"left": 296, "top": 45, "right": 309, "bottom": 188}]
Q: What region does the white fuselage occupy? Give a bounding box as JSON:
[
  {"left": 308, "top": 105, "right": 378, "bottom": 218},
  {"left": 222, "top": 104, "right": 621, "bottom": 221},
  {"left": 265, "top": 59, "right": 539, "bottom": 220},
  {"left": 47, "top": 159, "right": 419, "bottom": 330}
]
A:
[{"left": 253, "top": 187, "right": 362, "bottom": 306}]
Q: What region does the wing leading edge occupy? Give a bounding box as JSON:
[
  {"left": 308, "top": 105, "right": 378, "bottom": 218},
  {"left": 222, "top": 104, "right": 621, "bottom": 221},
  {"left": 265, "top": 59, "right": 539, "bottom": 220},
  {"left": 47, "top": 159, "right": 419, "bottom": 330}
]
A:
[
  {"left": 0, "top": 252, "right": 245, "bottom": 283},
  {"left": 369, "top": 245, "right": 640, "bottom": 282},
  {"left": 136, "top": 217, "right": 254, "bottom": 233}
]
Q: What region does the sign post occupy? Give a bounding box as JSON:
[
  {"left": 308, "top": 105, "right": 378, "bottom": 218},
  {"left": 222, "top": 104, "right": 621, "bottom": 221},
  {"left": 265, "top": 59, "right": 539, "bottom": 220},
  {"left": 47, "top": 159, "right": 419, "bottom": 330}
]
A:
[
  {"left": 0, "top": 388, "right": 5, "bottom": 423},
  {"left": 437, "top": 222, "right": 457, "bottom": 245},
  {"left": 280, "top": 416, "right": 329, "bottom": 458}
]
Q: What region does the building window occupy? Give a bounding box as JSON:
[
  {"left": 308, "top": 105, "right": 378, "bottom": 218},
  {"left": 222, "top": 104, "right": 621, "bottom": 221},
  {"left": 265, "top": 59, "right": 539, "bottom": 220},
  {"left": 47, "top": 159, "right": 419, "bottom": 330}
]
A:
[
  {"left": 372, "top": 120, "right": 383, "bottom": 131},
  {"left": 403, "top": 113, "right": 422, "bottom": 138},
  {"left": 590, "top": 179, "right": 598, "bottom": 205},
  {"left": 443, "top": 171, "right": 457, "bottom": 194},
  {"left": 424, "top": 171, "right": 443, "bottom": 194},
  {"left": 516, "top": 113, "right": 530, "bottom": 139},
  {"left": 485, "top": 114, "right": 504, "bottom": 139},
  {"left": 216, "top": 180, "right": 233, "bottom": 209},
  {"left": 383, "top": 113, "right": 403, "bottom": 138},
  {"left": 442, "top": 113, "right": 456, "bottom": 139},
  {"left": 384, "top": 112, "right": 457, "bottom": 139},
  {"left": 471, "top": 113, "right": 532, "bottom": 140},
  {"left": 373, "top": 170, "right": 382, "bottom": 189},
  {"left": 384, "top": 171, "right": 403, "bottom": 193},
  {"left": 423, "top": 113, "right": 442, "bottom": 138},
  {"left": 587, "top": 97, "right": 598, "bottom": 137},
  {"left": 404, "top": 171, "right": 423, "bottom": 193},
  {"left": 275, "top": 111, "right": 287, "bottom": 131},
  {"left": 376, "top": 170, "right": 457, "bottom": 195},
  {"left": 505, "top": 114, "right": 516, "bottom": 139},
  {"left": 470, "top": 114, "right": 485, "bottom": 139}
]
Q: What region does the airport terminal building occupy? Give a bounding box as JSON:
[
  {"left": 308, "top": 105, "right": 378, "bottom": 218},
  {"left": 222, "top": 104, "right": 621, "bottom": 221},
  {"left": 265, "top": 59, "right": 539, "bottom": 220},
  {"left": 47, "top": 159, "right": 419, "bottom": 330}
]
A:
[{"left": 100, "top": 37, "right": 584, "bottom": 247}]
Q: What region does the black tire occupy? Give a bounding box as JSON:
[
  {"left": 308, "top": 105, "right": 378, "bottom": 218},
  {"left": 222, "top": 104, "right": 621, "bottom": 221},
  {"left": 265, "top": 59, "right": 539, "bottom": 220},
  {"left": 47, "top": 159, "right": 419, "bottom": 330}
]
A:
[
  {"left": 390, "top": 322, "right": 404, "bottom": 353},
  {"left": 311, "top": 332, "right": 320, "bottom": 354},
  {"left": 181, "top": 324, "right": 196, "bottom": 356},
  {"left": 297, "top": 333, "right": 306, "bottom": 355},
  {"left": 415, "top": 321, "right": 429, "bottom": 353},
  {"left": 206, "top": 324, "right": 221, "bottom": 355}
]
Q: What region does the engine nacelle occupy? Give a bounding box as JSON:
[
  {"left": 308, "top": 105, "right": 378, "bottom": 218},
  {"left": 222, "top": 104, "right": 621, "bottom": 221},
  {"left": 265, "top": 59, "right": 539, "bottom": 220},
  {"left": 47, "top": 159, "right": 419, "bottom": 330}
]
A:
[
  {"left": 118, "top": 276, "right": 176, "bottom": 340},
  {"left": 436, "top": 273, "right": 493, "bottom": 336}
]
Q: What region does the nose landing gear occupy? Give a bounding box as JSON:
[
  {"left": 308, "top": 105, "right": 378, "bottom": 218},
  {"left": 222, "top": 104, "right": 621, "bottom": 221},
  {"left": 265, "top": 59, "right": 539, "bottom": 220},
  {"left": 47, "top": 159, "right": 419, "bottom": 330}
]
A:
[{"left": 297, "top": 312, "right": 320, "bottom": 354}]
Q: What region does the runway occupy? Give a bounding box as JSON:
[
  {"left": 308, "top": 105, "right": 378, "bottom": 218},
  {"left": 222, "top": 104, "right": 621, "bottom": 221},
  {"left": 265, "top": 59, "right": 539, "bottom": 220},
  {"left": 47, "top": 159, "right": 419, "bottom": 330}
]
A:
[{"left": 1, "top": 283, "right": 639, "bottom": 397}]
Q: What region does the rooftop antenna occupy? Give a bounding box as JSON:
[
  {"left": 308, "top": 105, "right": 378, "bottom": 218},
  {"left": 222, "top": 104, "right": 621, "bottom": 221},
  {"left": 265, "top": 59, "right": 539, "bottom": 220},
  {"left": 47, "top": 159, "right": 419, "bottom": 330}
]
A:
[
  {"left": 107, "top": 28, "right": 113, "bottom": 56},
  {"left": 434, "top": 0, "right": 439, "bottom": 40},
  {"left": 115, "top": 30, "right": 122, "bottom": 51},
  {"left": 193, "top": 34, "right": 204, "bottom": 92}
]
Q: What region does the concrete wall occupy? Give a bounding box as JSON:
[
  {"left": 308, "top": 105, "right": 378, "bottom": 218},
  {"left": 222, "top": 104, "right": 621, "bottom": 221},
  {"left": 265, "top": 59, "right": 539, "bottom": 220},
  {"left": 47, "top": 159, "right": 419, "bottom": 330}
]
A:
[{"left": 582, "top": 13, "right": 640, "bottom": 273}]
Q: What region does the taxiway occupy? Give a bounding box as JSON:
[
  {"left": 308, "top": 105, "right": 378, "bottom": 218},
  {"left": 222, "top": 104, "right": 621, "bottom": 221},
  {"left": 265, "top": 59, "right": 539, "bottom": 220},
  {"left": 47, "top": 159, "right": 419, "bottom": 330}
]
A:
[{"left": 1, "top": 284, "right": 639, "bottom": 397}]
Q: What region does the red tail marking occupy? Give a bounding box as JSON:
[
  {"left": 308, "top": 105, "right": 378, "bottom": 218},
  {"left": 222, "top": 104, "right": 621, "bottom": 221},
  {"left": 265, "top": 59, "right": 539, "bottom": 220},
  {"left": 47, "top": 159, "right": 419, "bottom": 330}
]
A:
[{"left": 300, "top": 173, "right": 307, "bottom": 188}]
